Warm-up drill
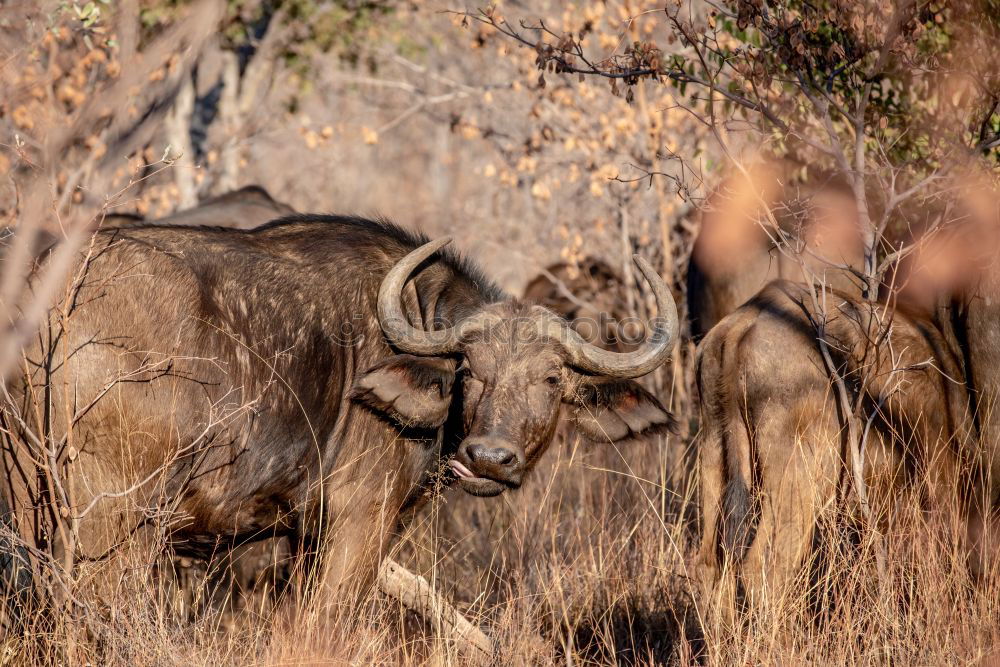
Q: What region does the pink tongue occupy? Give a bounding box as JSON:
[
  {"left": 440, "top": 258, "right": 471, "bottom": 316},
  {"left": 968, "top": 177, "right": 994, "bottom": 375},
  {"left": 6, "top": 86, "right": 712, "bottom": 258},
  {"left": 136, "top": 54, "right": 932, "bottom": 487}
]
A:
[{"left": 449, "top": 460, "right": 476, "bottom": 479}]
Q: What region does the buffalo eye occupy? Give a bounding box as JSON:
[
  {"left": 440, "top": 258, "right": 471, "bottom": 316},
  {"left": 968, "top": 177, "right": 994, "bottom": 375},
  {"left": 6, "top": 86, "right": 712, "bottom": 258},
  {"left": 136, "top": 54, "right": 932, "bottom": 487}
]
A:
[{"left": 544, "top": 375, "right": 560, "bottom": 387}]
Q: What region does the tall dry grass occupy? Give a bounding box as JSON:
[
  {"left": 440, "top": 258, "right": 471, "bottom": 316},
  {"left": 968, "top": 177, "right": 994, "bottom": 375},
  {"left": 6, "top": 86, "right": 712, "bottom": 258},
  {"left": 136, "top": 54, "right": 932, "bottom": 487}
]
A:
[{"left": 1, "top": 411, "right": 998, "bottom": 665}]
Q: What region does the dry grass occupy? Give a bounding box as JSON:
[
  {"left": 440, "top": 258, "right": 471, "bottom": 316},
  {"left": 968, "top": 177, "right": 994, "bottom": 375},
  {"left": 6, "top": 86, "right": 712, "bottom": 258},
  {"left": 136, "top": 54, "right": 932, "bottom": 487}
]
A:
[{"left": 2, "top": 420, "right": 998, "bottom": 666}]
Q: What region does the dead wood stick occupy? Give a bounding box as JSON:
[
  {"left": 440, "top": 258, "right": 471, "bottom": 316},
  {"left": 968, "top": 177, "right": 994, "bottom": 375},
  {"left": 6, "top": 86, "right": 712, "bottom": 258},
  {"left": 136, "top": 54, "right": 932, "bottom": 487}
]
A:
[{"left": 377, "top": 558, "right": 493, "bottom": 660}]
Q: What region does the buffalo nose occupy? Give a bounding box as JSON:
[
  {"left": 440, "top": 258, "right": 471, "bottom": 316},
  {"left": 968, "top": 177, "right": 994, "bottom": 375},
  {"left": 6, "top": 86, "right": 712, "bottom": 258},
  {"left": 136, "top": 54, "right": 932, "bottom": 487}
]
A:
[{"left": 466, "top": 443, "right": 517, "bottom": 467}]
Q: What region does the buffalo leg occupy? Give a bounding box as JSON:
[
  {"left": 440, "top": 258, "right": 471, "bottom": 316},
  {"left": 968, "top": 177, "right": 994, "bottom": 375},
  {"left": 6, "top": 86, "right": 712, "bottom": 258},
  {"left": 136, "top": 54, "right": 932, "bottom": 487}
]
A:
[{"left": 740, "top": 395, "right": 840, "bottom": 616}]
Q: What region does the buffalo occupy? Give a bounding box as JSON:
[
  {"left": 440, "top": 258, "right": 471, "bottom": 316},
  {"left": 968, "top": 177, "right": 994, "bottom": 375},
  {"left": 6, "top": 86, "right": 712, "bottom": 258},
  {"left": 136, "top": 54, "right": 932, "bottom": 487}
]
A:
[
  {"left": 101, "top": 184, "right": 295, "bottom": 229},
  {"left": 927, "top": 195, "right": 1000, "bottom": 579},
  {"left": 1, "top": 215, "right": 677, "bottom": 612},
  {"left": 689, "top": 171, "right": 1000, "bottom": 627},
  {"left": 694, "top": 280, "right": 975, "bottom": 625},
  {"left": 692, "top": 181, "right": 1000, "bottom": 622}
]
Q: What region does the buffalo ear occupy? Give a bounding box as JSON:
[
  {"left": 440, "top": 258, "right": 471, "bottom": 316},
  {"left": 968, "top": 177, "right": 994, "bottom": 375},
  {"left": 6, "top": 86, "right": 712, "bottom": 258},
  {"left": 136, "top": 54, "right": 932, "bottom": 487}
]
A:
[
  {"left": 350, "top": 355, "right": 456, "bottom": 428},
  {"left": 566, "top": 378, "right": 676, "bottom": 442}
]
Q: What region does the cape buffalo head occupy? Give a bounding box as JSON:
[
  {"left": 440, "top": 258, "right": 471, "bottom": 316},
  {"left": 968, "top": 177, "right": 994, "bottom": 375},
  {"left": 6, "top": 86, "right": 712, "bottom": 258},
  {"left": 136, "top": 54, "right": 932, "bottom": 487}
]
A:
[{"left": 352, "top": 238, "right": 678, "bottom": 497}]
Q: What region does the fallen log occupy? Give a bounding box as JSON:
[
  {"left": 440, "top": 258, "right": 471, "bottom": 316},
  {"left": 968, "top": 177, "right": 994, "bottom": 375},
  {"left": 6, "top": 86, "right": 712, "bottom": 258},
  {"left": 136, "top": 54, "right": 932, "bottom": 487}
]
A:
[{"left": 377, "top": 558, "right": 494, "bottom": 660}]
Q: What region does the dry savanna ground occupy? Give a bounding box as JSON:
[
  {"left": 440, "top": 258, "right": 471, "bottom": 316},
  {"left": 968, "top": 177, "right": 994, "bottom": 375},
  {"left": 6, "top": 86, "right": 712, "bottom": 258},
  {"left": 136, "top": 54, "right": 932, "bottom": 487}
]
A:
[{"left": 4, "top": 412, "right": 1000, "bottom": 665}]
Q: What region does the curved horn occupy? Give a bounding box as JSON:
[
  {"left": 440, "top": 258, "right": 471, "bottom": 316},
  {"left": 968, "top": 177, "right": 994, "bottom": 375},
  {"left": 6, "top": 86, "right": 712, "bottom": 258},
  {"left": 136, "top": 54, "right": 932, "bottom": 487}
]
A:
[
  {"left": 547, "top": 255, "right": 678, "bottom": 378},
  {"left": 377, "top": 238, "right": 488, "bottom": 355}
]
